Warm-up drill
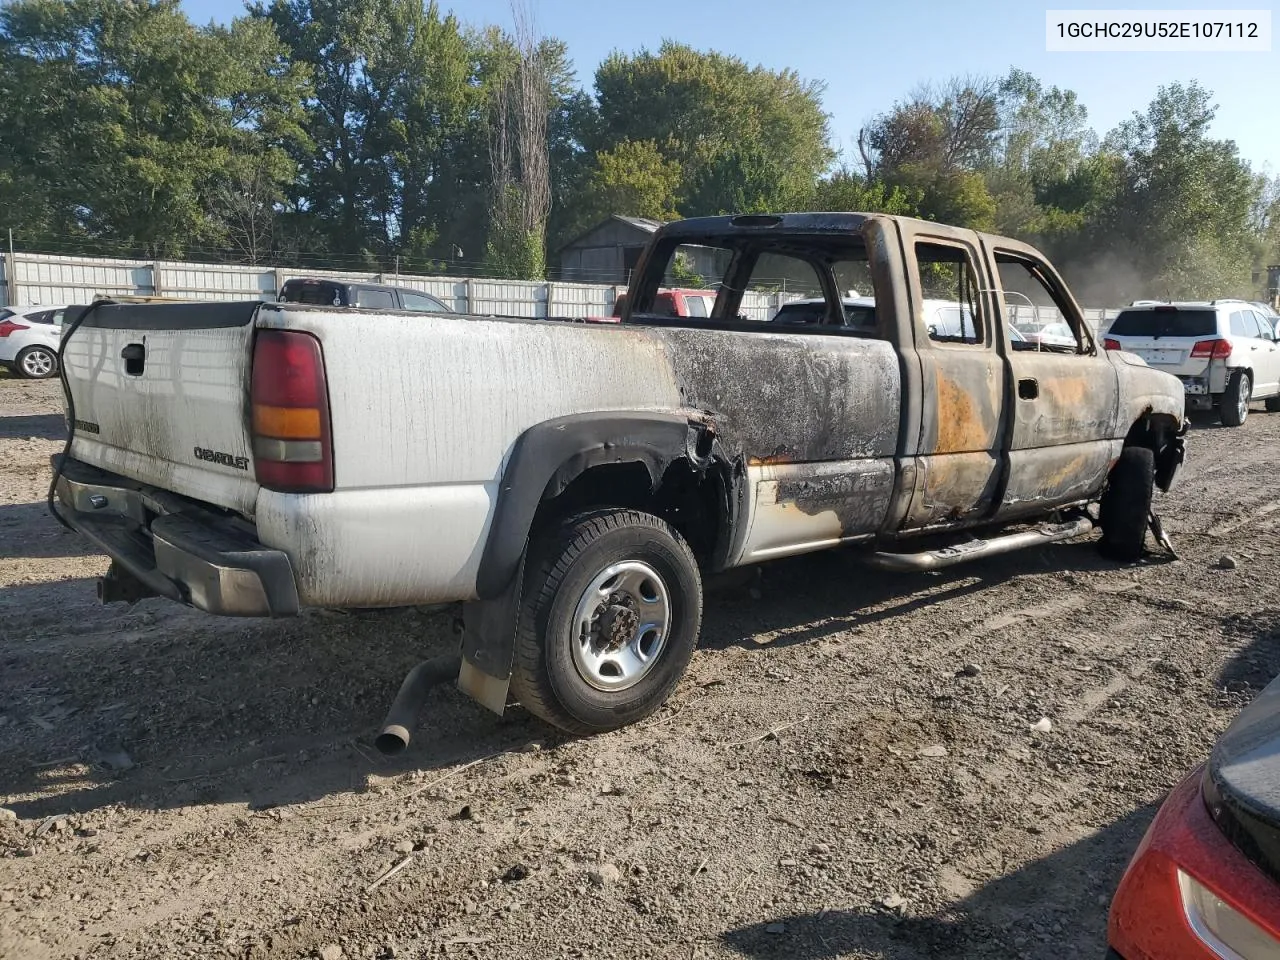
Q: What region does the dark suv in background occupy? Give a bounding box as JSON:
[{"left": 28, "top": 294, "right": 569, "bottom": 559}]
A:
[{"left": 278, "top": 278, "right": 451, "bottom": 313}]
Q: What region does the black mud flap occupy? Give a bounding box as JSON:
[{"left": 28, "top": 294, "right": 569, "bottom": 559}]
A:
[
  {"left": 458, "top": 552, "right": 527, "bottom": 716},
  {"left": 1154, "top": 429, "right": 1187, "bottom": 493}
]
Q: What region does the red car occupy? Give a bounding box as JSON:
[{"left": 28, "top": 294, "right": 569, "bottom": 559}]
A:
[
  {"left": 584, "top": 287, "right": 716, "bottom": 324},
  {"left": 1108, "top": 675, "right": 1280, "bottom": 958}
]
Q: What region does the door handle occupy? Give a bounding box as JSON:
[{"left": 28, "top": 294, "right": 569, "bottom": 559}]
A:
[
  {"left": 1018, "top": 377, "right": 1039, "bottom": 400},
  {"left": 121, "top": 342, "right": 145, "bottom": 376}
]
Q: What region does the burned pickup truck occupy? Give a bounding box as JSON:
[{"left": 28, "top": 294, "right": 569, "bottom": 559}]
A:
[{"left": 49, "top": 213, "right": 1186, "bottom": 742}]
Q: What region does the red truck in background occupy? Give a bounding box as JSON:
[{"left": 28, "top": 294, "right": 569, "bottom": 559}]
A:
[{"left": 585, "top": 288, "right": 716, "bottom": 323}]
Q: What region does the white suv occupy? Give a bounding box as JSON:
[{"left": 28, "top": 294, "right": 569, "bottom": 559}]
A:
[{"left": 1104, "top": 300, "right": 1280, "bottom": 426}]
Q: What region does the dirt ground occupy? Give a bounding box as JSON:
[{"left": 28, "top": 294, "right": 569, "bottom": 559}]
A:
[{"left": 2, "top": 371, "right": 1278, "bottom": 960}]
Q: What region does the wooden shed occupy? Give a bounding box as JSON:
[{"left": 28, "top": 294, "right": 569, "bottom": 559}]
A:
[{"left": 556, "top": 216, "right": 665, "bottom": 284}]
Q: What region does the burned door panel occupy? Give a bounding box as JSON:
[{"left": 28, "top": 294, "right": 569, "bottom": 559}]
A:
[
  {"left": 998, "top": 439, "right": 1123, "bottom": 519},
  {"left": 896, "top": 227, "right": 1008, "bottom": 529},
  {"left": 904, "top": 452, "right": 1003, "bottom": 528},
  {"left": 985, "top": 243, "right": 1122, "bottom": 519},
  {"left": 998, "top": 354, "right": 1120, "bottom": 518}
]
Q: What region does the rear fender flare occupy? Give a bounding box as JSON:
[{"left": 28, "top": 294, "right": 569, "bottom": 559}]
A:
[{"left": 473, "top": 411, "right": 717, "bottom": 601}]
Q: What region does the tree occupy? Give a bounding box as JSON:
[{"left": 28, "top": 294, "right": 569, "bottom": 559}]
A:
[
  {"left": 253, "top": 0, "right": 492, "bottom": 266},
  {"left": 207, "top": 16, "right": 312, "bottom": 261},
  {"left": 859, "top": 76, "right": 1000, "bottom": 229},
  {"left": 483, "top": 5, "right": 555, "bottom": 280},
  {"left": 804, "top": 168, "right": 920, "bottom": 216},
  {"left": 0, "top": 0, "right": 310, "bottom": 258},
  {"left": 576, "top": 139, "right": 680, "bottom": 225},
  {"left": 1103, "top": 82, "right": 1261, "bottom": 298},
  {"left": 996, "top": 68, "right": 1096, "bottom": 189},
  {"left": 589, "top": 42, "right": 833, "bottom": 216}
]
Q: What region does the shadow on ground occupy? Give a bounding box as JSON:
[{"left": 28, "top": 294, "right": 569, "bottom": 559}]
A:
[
  {"left": 1217, "top": 608, "right": 1280, "bottom": 694},
  {"left": 698, "top": 536, "right": 1170, "bottom": 653},
  {"left": 0, "top": 501, "right": 105, "bottom": 560},
  {"left": 0, "top": 532, "right": 1149, "bottom": 819},
  {"left": 722, "top": 802, "right": 1159, "bottom": 960},
  {"left": 0, "top": 413, "right": 65, "bottom": 441}
]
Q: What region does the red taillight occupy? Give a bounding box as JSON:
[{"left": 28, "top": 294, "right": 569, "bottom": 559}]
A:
[
  {"left": 1190, "top": 339, "right": 1232, "bottom": 359},
  {"left": 1104, "top": 337, "right": 1121, "bottom": 350},
  {"left": 251, "top": 330, "right": 333, "bottom": 493},
  {"left": 0, "top": 320, "right": 30, "bottom": 337}
]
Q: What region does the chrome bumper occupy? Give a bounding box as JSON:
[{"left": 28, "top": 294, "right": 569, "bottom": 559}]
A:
[{"left": 52, "top": 456, "right": 299, "bottom": 617}]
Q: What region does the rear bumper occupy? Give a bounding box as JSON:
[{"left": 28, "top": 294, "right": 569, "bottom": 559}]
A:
[
  {"left": 52, "top": 456, "right": 299, "bottom": 617},
  {"left": 1175, "top": 360, "right": 1227, "bottom": 407}
]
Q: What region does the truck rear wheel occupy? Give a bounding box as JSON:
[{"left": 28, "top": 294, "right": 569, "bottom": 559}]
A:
[
  {"left": 510, "top": 508, "right": 703, "bottom": 734},
  {"left": 1098, "top": 446, "right": 1155, "bottom": 561}
]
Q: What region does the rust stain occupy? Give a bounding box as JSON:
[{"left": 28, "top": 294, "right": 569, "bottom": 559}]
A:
[
  {"left": 1039, "top": 375, "right": 1091, "bottom": 409},
  {"left": 1037, "top": 452, "right": 1088, "bottom": 494},
  {"left": 908, "top": 452, "right": 1000, "bottom": 526},
  {"left": 748, "top": 454, "right": 796, "bottom": 466},
  {"left": 935, "top": 374, "right": 992, "bottom": 453}
]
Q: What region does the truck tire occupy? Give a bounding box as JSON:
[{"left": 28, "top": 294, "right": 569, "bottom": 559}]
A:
[
  {"left": 15, "top": 345, "right": 58, "bottom": 379},
  {"left": 1098, "top": 446, "right": 1155, "bottom": 562},
  {"left": 1265, "top": 395, "right": 1280, "bottom": 413},
  {"left": 1220, "top": 370, "right": 1251, "bottom": 426},
  {"left": 510, "top": 508, "right": 703, "bottom": 734}
]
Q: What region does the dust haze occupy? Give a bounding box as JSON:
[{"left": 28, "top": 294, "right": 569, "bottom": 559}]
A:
[{"left": 1059, "top": 257, "right": 1151, "bottom": 309}]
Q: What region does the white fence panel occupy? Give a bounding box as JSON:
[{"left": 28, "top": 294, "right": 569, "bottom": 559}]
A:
[
  {"left": 9, "top": 254, "right": 153, "bottom": 305},
  {"left": 547, "top": 281, "right": 619, "bottom": 318},
  {"left": 469, "top": 279, "right": 548, "bottom": 318},
  {"left": 160, "top": 262, "right": 272, "bottom": 301},
  {"left": 0, "top": 251, "right": 1126, "bottom": 329},
  {"left": 740, "top": 290, "right": 805, "bottom": 322},
  {"left": 739, "top": 291, "right": 773, "bottom": 322}
]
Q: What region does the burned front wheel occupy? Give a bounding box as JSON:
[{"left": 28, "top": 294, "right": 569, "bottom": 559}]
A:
[
  {"left": 510, "top": 508, "right": 703, "bottom": 734},
  {"left": 1098, "top": 446, "right": 1155, "bottom": 562}
]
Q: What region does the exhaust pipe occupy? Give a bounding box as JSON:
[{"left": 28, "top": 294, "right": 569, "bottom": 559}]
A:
[
  {"left": 375, "top": 654, "right": 462, "bottom": 756},
  {"left": 864, "top": 517, "right": 1095, "bottom": 573}
]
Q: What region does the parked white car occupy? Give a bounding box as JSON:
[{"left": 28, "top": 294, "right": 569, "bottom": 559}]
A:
[
  {"left": 1020, "top": 321, "right": 1079, "bottom": 349},
  {"left": 0, "top": 305, "right": 68, "bottom": 379},
  {"left": 768, "top": 295, "right": 877, "bottom": 331},
  {"left": 1104, "top": 300, "right": 1280, "bottom": 426},
  {"left": 774, "top": 296, "right": 1029, "bottom": 347}
]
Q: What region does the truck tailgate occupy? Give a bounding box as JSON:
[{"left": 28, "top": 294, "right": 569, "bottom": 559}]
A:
[{"left": 60, "top": 301, "right": 263, "bottom": 517}]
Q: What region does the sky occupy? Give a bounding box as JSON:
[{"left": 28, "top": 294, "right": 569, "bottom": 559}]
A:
[{"left": 181, "top": 0, "right": 1280, "bottom": 171}]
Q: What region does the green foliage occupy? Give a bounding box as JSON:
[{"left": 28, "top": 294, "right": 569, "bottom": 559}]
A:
[
  {"left": 861, "top": 77, "right": 1002, "bottom": 231},
  {"left": 565, "top": 139, "right": 680, "bottom": 239},
  {"left": 669, "top": 252, "right": 703, "bottom": 288},
  {"left": 806, "top": 170, "right": 920, "bottom": 216},
  {"left": 0, "top": 9, "right": 1271, "bottom": 304},
  {"left": 253, "top": 0, "right": 494, "bottom": 263},
  {"left": 484, "top": 186, "right": 545, "bottom": 279},
  {"left": 0, "top": 0, "right": 309, "bottom": 257},
  {"left": 590, "top": 42, "right": 833, "bottom": 217},
  {"left": 1085, "top": 82, "right": 1261, "bottom": 299}
]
